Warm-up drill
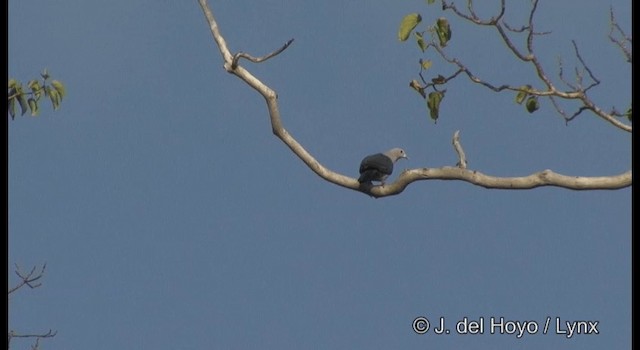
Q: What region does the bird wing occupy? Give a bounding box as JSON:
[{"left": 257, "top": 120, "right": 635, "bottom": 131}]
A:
[{"left": 359, "top": 153, "right": 393, "bottom": 175}]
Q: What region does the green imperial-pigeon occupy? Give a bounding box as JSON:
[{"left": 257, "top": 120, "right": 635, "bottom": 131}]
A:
[{"left": 358, "top": 148, "right": 408, "bottom": 184}]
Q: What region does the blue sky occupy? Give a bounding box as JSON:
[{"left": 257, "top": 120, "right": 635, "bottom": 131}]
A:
[{"left": 8, "top": 1, "right": 631, "bottom": 349}]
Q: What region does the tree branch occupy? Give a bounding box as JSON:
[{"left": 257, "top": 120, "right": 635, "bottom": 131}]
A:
[
  {"left": 434, "top": 0, "right": 631, "bottom": 133},
  {"left": 8, "top": 264, "right": 47, "bottom": 295},
  {"left": 232, "top": 39, "right": 294, "bottom": 69},
  {"left": 452, "top": 130, "right": 467, "bottom": 169},
  {"left": 198, "top": 0, "right": 631, "bottom": 197},
  {"left": 8, "top": 264, "right": 56, "bottom": 350},
  {"left": 608, "top": 7, "right": 632, "bottom": 63},
  {"left": 7, "top": 329, "right": 57, "bottom": 350}
]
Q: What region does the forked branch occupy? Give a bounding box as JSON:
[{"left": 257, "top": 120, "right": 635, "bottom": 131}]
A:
[{"left": 8, "top": 264, "right": 47, "bottom": 295}]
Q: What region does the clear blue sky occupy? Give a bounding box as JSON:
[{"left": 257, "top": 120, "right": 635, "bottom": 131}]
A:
[{"left": 8, "top": 1, "right": 631, "bottom": 349}]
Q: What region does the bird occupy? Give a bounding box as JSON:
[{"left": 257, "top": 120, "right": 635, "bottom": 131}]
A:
[{"left": 358, "top": 148, "right": 408, "bottom": 185}]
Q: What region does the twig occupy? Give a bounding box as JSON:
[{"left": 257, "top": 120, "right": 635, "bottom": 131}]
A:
[
  {"left": 8, "top": 264, "right": 47, "bottom": 295},
  {"left": 231, "top": 39, "right": 295, "bottom": 69},
  {"left": 608, "top": 7, "right": 632, "bottom": 63},
  {"left": 7, "top": 329, "right": 57, "bottom": 350},
  {"left": 571, "top": 40, "right": 600, "bottom": 92}
]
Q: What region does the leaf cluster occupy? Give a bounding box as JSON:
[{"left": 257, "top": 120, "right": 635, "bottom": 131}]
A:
[
  {"left": 398, "top": 8, "right": 451, "bottom": 122},
  {"left": 8, "top": 69, "right": 66, "bottom": 119}
]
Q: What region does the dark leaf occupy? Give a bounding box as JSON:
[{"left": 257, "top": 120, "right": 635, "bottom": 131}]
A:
[
  {"left": 427, "top": 91, "right": 445, "bottom": 122},
  {"left": 525, "top": 96, "right": 539, "bottom": 113}
]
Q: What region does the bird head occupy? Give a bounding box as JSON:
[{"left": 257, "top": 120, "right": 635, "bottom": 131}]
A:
[{"left": 384, "top": 148, "right": 408, "bottom": 162}]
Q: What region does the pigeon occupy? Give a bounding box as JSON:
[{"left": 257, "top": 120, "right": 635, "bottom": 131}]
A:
[{"left": 358, "top": 148, "right": 408, "bottom": 184}]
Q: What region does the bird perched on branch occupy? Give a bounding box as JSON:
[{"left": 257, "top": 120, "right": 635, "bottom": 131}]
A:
[{"left": 358, "top": 148, "right": 408, "bottom": 185}]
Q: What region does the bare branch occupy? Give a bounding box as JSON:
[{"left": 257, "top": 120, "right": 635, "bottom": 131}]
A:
[
  {"left": 231, "top": 39, "right": 294, "bottom": 69},
  {"left": 608, "top": 7, "right": 632, "bottom": 63},
  {"left": 7, "top": 329, "right": 57, "bottom": 350},
  {"left": 430, "top": 0, "right": 632, "bottom": 132},
  {"left": 442, "top": 0, "right": 504, "bottom": 26},
  {"left": 8, "top": 264, "right": 47, "bottom": 295},
  {"left": 556, "top": 57, "right": 577, "bottom": 91},
  {"left": 548, "top": 96, "right": 589, "bottom": 125},
  {"left": 361, "top": 168, "right": 631, "bottom": 198},
  {"left": 571, "top": 40, "right": 600, "bottom": 93},
  {"left": 198, "top": 0, "right": 233, "bottom": 65},
  {"left": 452, "top": 130, "right": 467, "bottom": 169}
]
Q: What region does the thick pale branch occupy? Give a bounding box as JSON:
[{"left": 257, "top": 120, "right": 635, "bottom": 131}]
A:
[
  {"left": 199, "top": 0, "right": 632, "bottom": 198},
  {"left": 198, "top": 0, "right": 354, "bottom": 191},
  {"left": 198, "top": 0, "right": 232, "bottom": 64},
  {"left": 353, "top": 168, "right": 632, "bottom": 198},
  {"left": 407, "top": 168, "right": 631, "bottom": 191}
]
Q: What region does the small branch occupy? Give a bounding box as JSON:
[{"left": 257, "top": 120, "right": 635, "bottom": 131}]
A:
[
  {"left": 571, "top": 40, "right": 600, "bottom": 92},
  {"left": 452, "top": 130, "right": 467, "bottom": 169},
  {"left": 442, "top": 0, "right": 504, "bottom": 26},
  {"left": 7, "top": 329, "right": 57, "bottom": 350},
  {"left": 432, "top": 0, "right": 631, "bottom": 133},
  {"left": 231, "top": 39, "right": 294, "bottom": 69},
  {"left": 556, "top": 57, "right": 577, "bottom": 91},
  {"left": 7, "top": 330, "right": 57, "bottom": 339},
  {"left": 548, "top": 96, "right": 588, "bottom": 125},
  {"left": 8, "top": 264, "right": 47, "bottom": 295},
  {"left": 608, "top": 7, "right": 632, "bottom": 63},
  {"left": 430, "top": 44, "right": 566, "bottom": 96}
]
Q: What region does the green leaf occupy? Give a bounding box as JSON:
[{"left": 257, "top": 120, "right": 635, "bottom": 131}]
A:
[
  {"left": 51, "top": 80, "right": 66, "bottom": 99},
  {"left": 525, "top": 96, "right": 539, "bottom": 113},
  {"left": 436, "top": 17, "right": 452, "bottom": 47},
  {"left": 420, "top": 59, "right": 432, "bottom": 70},
  {"left": 426, "top": 0, "right": 436, "bottom": 4},
  {"left": 515, "top": 85, "right": 531, "bottom": 104},
  {"left": 28, "top": 80, "right": 42, "bottom": 99},
  {"left": 398, "top": 13, "right": 422, "bottom": 42},
  {"left": 18, "top": 94, "right": 29, "bottom": 116},
  {"left": 8, "top": 96, "right": 16, "bottom": 120},
  {"left": 49, "top": 89, "right": 61, "bottom": 110},
  {"left": 427, "top": 91, "right": 445, "bottom": 122},
  {"left": 28, "top": 98, "right": 39, "bottom": 116},
  {"left": 8, "top": 81, "right": 22, "bottom": 99},
  {"left": 624, "top": 107, "right": 632, "bottom": 122},
  {"left": 415, "top": 32, "right": 427, "bottom": 52}
]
